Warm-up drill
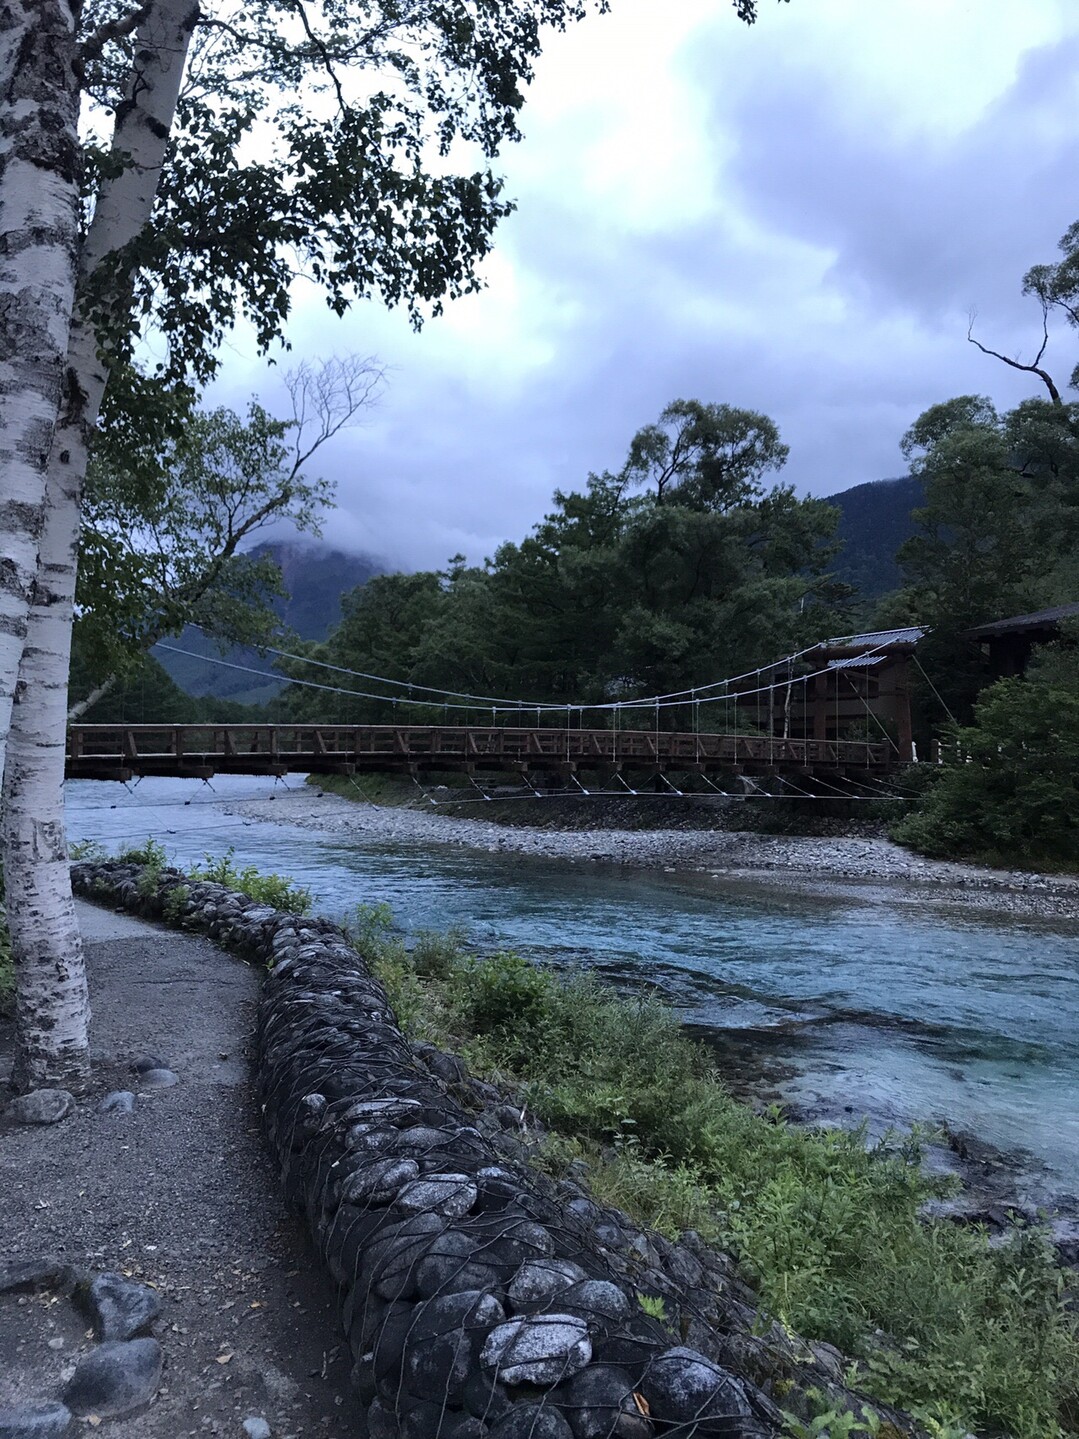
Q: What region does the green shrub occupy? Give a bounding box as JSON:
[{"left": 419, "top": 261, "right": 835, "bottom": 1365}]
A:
[
  {"left": 118, "top": 837, "right": 169, "bottom": 868},
  {"left": 894, "top": 647, "right": 1079, "bottom": 868},
  {"left": 162, "top": 884, "right": 191, "bottom": 924},
  {"left": 188, "top": 847, "right": 312, "bottom": 913}
]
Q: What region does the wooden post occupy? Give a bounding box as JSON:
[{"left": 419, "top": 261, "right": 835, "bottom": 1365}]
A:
[
  {"left": 894, "top": 656, "right": 914, "bottom": 763},
  {"left": 812, "top": 672, "right": 829, "bottom": 743}
]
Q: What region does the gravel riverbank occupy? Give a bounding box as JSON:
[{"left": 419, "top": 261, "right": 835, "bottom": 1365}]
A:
[{"left": 226, "top": 789, "right": 1079, "bottom": 924}]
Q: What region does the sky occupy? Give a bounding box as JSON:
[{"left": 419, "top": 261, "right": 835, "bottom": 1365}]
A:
[{"left": 215, "top": 0, "right": 1079, "bottom": 572}]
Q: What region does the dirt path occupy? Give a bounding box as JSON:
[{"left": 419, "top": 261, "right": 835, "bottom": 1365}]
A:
[{"left": 0, "top": 900, "right": 364, "bottom": 1438}]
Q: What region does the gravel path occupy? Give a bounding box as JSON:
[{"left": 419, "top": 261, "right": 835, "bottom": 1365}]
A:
[
  {"left": 0, "top": 900, "right": 364, "bottom": 1438},
  {"left": 227, "top": 790, "right": 1079, "bottom": 923}
]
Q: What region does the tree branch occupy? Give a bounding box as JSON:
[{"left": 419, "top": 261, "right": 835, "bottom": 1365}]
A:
[
  {"left": 79, "top": 1, "right": 154, "bottom": 68},
  {"left": 967, "top": 313, "right": 1063, "bottom": 407}
]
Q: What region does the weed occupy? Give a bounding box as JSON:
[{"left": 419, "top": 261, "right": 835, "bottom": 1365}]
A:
[
  {"left": 187, "top": 847, "right": 312, "bottom": 913},
  {"left": 162, "top": 884, "right": 191, "bottom": 925}
]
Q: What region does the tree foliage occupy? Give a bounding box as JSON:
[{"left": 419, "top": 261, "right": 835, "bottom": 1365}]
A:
[
  {"left": 894, "top": 633, "right": 1079, "bottom": 867},
  {"left": 275, "top": 399, "right": 849, "bottom": 724},
  {"left": 72, "top": 356, "right": 382, "bottom": 714}
]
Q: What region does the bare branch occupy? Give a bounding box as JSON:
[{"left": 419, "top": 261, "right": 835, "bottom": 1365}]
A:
[
  {"left": 967, "top": 310, "right": 1063, "bottom": 407},
  {"left": 284, "top": 353, "right": 387, "bottom": 479}
]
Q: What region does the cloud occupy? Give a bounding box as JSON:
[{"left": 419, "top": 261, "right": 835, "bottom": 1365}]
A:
[{"left": 211, "top": 0, "right": 1079, "bottom": 571}]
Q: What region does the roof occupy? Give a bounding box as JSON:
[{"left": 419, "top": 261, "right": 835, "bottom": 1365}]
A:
[
  {"left": 815, "top": 625, "right": 926, "bottom": 650},
  {"left": 967, "top": 602, "right": 1079, "bottom": 638},
  {"left": 827, "top": 654, "right": 887, "bottom": 670}
]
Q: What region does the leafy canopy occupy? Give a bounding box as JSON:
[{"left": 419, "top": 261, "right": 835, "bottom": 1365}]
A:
[{"left": 76, "top": 0, "right": 773, "bottom": 388}]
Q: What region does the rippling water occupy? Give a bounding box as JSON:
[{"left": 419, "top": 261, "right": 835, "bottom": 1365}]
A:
[{"left": 66, "top": 775, "right": 1079, "bottom": 1194}]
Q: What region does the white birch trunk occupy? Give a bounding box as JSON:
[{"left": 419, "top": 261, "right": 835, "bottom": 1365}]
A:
[
  {"left": 3, "top": 0, "right": 199, "bottom": 1092},
  {"left": 0, "top": 0, "right": 82, "bottom": 777}
]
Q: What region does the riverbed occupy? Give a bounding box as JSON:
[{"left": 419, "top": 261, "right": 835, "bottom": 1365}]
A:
[{"left": 65, "top": 774, "right": 1079, "bottom": 1206}]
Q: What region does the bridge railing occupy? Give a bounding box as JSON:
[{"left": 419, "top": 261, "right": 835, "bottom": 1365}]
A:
[{"left": 66, "top": 723, "right": 893, "bottom": 778}]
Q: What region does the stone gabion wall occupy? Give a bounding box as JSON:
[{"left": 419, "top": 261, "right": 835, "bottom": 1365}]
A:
[{"left": 71, "top": 861, "right": 913, "bottom": 1439}]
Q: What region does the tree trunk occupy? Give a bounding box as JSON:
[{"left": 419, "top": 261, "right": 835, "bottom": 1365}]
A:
[
  {"left": 0, "top": 0, "right": 82, "bottom": 776},
  {"left": 2, "top": 0, "right": 199, "bottom": 1092}
]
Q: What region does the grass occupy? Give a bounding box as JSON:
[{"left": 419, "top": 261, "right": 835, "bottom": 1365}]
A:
[{"left": 347, "top": 905, "right": 1079, "bottom": 1439}]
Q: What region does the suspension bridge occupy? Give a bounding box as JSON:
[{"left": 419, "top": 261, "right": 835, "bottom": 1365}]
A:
[{"left": 66, "top": 627, "right": 925, "bottom": 791}]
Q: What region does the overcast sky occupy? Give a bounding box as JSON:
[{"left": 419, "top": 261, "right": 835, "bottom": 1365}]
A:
[{"left": 216, "top": 0, "right": 1079, "bottom": 572}]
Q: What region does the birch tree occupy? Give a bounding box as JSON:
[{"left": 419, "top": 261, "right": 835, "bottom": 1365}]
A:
[{"left": 0, "top": 0, "right": 770, "bottom": 1092}]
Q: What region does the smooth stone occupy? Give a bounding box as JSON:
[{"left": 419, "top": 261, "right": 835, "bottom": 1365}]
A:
[
  {"left": 508, "top": 1260, "right": 588, "bottom": 1309},
  {"left": 406, "top": 1290, "right": 506, "bottom": 1399},
  {"left": 482, "top": 1315, "right": 592, "bottom": 1387},
  {"left": 138, "top": 1068, "right": 178, "bottom": 1088},
  {"left": 555, "top": 1365, "right": 651, "bottom": 1439},
  {"left": 63, "top": 1338, "right": 163, "bottom": 1418},
  {"left": 339, "top": 1157, "right": 419, "bottom": 1206},
  {"left": 0, "top": 1401, "right": 73, "bottom": 1437},
  {"left": 8, "top": 1090, "right": 74, "bottom": 1126},
  {"left": 394, "top": 1174, "right": 478, "bottom": 1221},
  {"left": 97, "top": 1091, "right": 136, "bottom": 1114},
  {"left": 81, "top": 1272, "right": 162, "bottom": 1341},
  {"left": 0, "top": 1260, "right": 73, "bottom": 1295},
  {"left": 557, "top": 1281, "right": 632, "bottom": 1325},
  {"left": 487, "top": 1404, "right": 574, "bottom": 1439},
  {"left": 640, "top": 1346, "right": 752, "bottom": 1426},
  {"left": 242, "top": 1419, "right": 272, "bottom": 1439},
  {"left": 131, "top": 1055, "right": 167, "bottom": 1074}
]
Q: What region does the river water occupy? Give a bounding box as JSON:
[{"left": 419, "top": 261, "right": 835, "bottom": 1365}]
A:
[{"left": 66, "top": 775, "right": 1079, "bottom": 1200}]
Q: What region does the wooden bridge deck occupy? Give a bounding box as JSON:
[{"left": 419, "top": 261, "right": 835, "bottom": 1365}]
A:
[{"left": 66, "top": 723, "right": 894, "bottom": 782}]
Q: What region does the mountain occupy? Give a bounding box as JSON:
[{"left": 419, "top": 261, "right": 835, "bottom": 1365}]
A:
[
  {"left": 823, "top": 475, "right": 924, "bottom": 600},
  {"left": 153, "top": 539, "right": 382, "bottom": 705}
]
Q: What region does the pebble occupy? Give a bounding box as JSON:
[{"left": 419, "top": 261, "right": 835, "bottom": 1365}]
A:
[
  {"left": 225, "top": 792, "right": 1079, "bottom": 921},
  {"left": 242, "top": 1420, "right": 272, "bottom": 1439},
  {"left": 138, "top": 1068, "right": 179, "bottom": 1088},
  {"left": 97, "top": 1090, "right": 136, "bottom": 1114},
  {"left": 7, "top": 1090, "right": 75, "bottom": 1126}
]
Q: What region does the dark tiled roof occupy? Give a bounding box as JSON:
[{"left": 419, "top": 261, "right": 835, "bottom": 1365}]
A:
[
  {"left": 817, "top": 626, "right": 926, "bottom": 649},
  {"left": 967, "top": 602, "right": 1079, "bottom": 638}
]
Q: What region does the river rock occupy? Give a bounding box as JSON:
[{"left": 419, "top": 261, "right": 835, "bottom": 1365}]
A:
[
  {"left": 405, "top": 1290, "right": 506, "bottom": 1399},
  {"left": 639, "top": 1347, "right": 751, "bottom": 1427},
  {"left": 482, "top": 1315, "right": 592, "bottom": 1386},
  {"left": 340, "top": 1157, "right": 419, "bottom": 1207},
  {"left": 63, "top": 1338, "right": 163, "bottom": 1418},
  {"left": 138, "top": 1068, "right": 179, "bottom": 1088},
  {"left": 487, "top": 1403, "right": 574, "bottom": 1439},
  {"left": 97, "top": 1090, "right": 136, "bottom": 1114},
  {"left": 554, "top": 1365, "right": 651, "bottom": 1439},
  {"left": 80, "top": 1271, "right": 162, "bottom": 1340},
  {"left": 508, "top": 1259, "right": 588, "bottom": 1310},
  {"left": 7, "top": 1090, "right": 74, "bottom": 1125},
  {"left": 395, "top": 1174, "right": 478, "bottom": 1221},
  {"left": 0, "top": 1401, "right": 73, "bottom": 1437},
  {"left": 242, "top": 1419, "right": 272, "bottom": 1439},
  {"left": 556, "top": 1280, "right": 632, "bottom": 1326}
]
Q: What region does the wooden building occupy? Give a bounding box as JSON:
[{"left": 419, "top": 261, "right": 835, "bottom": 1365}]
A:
[
  {"left": 966, "top": 602, "right": 1079, "bottom": 679},
  {"left": 739, "top": 626, "right": 925, "bottom": 763}
]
